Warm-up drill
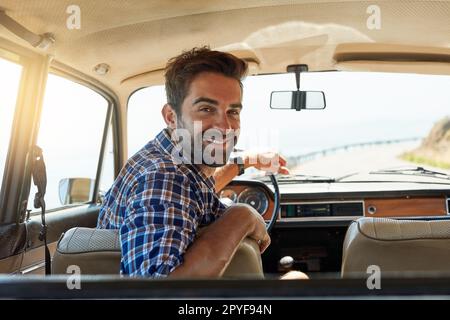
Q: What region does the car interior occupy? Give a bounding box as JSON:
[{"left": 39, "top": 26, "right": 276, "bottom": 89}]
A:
[{"left": 1, "top": 0, "right": 450, "bottom": 299}]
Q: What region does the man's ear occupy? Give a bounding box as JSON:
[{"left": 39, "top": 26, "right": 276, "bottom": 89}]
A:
[{"left": 162, "top": 104, "right": 177, "bottom": 129}]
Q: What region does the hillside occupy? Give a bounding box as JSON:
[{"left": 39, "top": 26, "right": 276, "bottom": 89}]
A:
[{"left": 402, "top": 117, "right": 450, "bottom": 169}]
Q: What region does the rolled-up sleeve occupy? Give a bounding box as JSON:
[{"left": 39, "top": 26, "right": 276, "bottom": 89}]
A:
[{"left": 120, "top": 171, "right": 199, "bottom": 278}]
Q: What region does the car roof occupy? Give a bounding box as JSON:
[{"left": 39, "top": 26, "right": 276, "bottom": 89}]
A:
[{"left": 1, "top": 0, "right": 450, "bottom": 100}]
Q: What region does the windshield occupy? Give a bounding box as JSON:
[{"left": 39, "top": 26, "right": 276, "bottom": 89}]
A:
[
  {"left": 128, "top": 71, "right": 450, "bottom": 182},
  {"left": 237, "top": 72, "right": 450, "bottom": 181}
]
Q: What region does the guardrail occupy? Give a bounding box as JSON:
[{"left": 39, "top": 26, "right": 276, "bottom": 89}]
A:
[{"left": 287, "top": 137, "right": 422, "bottom": 166}]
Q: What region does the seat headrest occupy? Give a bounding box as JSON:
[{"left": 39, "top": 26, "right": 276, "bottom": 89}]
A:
[
  {"left": 342, "top": 217, "right": 450, "bottom": 278},
  {"left": 52, "top": 227, "right": 121, "bottom": 275},
  {"left": 355, "top": 217, "right": 450, "bottom": 241},
  {"left": 56, "top": 227, "right": 120, "bottom": 254}
]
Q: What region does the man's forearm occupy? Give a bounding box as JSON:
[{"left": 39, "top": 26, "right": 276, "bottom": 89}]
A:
[
  {"left": 213, "top": 163, "right": 240, "bottom": 192},
  {"left": 169, "top": 206, "right": 255, "bottom": 278},
  {"left": 214, "top": 153, "right": 290, "bottom": 191},
  {"left": 214, "top": 157, "right": 252, "bottom": 192}
]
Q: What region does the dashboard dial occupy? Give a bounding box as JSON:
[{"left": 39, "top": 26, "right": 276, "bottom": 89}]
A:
[{"left": 237, "top": 187, "right": 269, "bottom": 215}]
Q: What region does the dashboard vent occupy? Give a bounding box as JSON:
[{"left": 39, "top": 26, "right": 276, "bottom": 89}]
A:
[{"left": 282, "top": 202, "right": 364, "bottom": 218}]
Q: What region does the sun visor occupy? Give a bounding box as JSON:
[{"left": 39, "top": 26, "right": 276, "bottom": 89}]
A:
[
  {"left": 120, "top": 51, "right": 260, "bottom": 96},
  {"left": 334, "top": 43, "right": 450, "bottom": 75}
]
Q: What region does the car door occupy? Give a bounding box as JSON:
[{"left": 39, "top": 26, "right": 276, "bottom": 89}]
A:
[{"left": 0, "top": 40, "right": 120, "bottom": 275}]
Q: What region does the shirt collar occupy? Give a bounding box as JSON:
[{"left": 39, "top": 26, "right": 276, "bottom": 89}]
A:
[
  {"left": 153, "top": 128, "right": 216, "bottom": 190},
  {"left": 154, "top": 128, "right": 176, "bottom": 156}
]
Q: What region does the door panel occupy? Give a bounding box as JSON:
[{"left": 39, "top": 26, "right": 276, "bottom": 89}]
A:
[
  {"left": 0, "top": 205, "right": 100, "bottom": 274},
  {"left": 0, "top": 223, "right": 26, "bottom": 261}
]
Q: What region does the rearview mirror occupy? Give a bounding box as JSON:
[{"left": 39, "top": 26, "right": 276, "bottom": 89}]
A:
[
  {"left": 270, "top": 91, "right": 326, "bottom": 110},
  {"left": 58, "top": 178, "right": 94, "bottom": 205}
]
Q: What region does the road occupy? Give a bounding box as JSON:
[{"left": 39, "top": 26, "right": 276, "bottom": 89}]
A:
[{"left": 291, "top": 141, "right": 450, "bottom": 178}]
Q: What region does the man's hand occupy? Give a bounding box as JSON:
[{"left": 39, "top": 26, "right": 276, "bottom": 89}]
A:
[
  {"left": 244, "top": 152, "right": 290, "bottom": 175},
  {"left": 280, "top": 270, "right": 309, "bottom": 280},
  {"left": 231, "top": 203, "right": 271, "bottom": 253},
  {"left": 214, "top": 151, "right": 290, "bottom": 192}
]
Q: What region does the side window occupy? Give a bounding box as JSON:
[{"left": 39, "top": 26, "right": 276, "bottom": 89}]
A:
[
  {"left": 0, "top": 57, "right": 22, "bottom": 193},
  {"left": 127, "top": 86, "right": 166, "bottom": 158},
  {"left": 28, "top": 74, "right": 109, "bottom": 212}
]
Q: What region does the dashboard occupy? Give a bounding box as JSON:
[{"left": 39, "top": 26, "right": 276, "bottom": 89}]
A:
[
  {"left": 220, "top": 179, "right": 450, "bottom": 274},
  {"left": 219, "top": 179, "right": 450, "bottom": 224}
]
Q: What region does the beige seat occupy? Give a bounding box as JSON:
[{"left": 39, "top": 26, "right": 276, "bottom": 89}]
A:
[
  {"left": 341, "top": 217, "right": 450, "bottom": 278},
  {"left": 52, "top": 227, "right": 264, "bottom": 278}
]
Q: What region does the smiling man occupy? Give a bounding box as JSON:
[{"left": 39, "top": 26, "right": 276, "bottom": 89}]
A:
[{"left": 97, "top": 47, "right": 289, "bottom": 278}]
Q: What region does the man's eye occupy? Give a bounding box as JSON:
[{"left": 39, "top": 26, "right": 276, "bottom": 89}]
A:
[
  {"left": 228, "top": 110, "right": 240, "bottom": 116},
  {"left": 200, "top": 106, "right": 213, "bottom": 112}
]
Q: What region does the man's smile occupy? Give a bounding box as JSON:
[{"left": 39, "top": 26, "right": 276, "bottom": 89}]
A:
[{"left": 202, "top": 136, "right": 234, "bottom": 145}]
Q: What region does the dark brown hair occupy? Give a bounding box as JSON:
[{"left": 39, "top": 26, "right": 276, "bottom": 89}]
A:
[{"left": 164, "top": 46, "right": 248, "bottom": 115}]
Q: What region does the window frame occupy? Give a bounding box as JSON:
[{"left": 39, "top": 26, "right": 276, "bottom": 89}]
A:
[
  {"left": 0, "top": 50, "right": 22, "bottom": 197},
  {"left": 0, "top": 39, "right": 47, "bottom": 225}
]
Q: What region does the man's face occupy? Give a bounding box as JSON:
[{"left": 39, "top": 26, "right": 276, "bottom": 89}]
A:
[{"left": 174, "top": 72, "right": 242, "bottom": 167}]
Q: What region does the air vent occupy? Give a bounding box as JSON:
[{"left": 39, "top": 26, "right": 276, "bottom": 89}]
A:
[{"left": 447, "top": 198, "right": 450, "bottom": 215}]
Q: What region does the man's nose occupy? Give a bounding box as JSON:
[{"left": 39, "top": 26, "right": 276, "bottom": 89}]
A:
[{"left": 214, "top": 111, "right": 233, "bottom": 131}]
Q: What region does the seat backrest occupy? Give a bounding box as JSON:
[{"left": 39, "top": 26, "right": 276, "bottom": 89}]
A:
[
  {"left": 52, "top": 227, "right": 264, "bottom": 278},
  {"left": 341, "top": 217, "right": 450, "bottom": 278},
  {"left": 52, "top": 227, "right": 121, "bottom": 274}
]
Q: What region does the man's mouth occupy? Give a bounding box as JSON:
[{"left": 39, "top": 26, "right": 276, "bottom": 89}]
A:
[{"left": 202, "top": 136, "right": 235, "bottom": 145}]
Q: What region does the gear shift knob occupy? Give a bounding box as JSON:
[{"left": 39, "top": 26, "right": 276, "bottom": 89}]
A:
[{"left": 279, "top": 256, "right": 294, "bottom": 271}]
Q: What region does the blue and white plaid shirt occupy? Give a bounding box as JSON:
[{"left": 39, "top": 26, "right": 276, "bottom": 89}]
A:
[{"left": 97, "top": 128, "right": 227, "bottom": 277}]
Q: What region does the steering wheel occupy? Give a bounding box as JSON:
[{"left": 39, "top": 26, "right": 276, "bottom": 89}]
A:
[{"left": 266, "top": 173, "right": 280, "bottom": 233}]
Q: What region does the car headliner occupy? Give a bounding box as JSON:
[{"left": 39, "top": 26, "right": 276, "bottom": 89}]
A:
[{"left": 0, "top": 0, "right": 450, "bottom": 100}]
